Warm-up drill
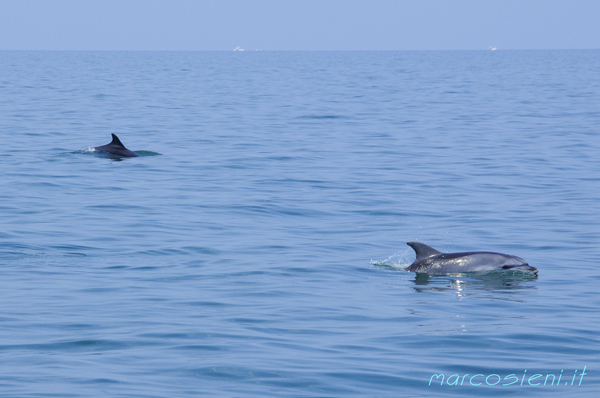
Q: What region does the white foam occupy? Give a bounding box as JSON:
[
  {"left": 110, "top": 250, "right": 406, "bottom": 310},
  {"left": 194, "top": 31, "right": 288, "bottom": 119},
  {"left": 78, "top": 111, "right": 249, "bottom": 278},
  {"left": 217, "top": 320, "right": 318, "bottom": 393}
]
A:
[{"left": 370, "top": 251, "right": 411, "bottom": 271}]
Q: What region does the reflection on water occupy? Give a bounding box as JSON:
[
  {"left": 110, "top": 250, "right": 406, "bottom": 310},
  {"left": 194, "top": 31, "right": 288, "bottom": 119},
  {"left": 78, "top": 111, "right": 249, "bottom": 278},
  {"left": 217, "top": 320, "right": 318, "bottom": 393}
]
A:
[{"left": 411, "top": 271, "right": 538, "bottom": 294}]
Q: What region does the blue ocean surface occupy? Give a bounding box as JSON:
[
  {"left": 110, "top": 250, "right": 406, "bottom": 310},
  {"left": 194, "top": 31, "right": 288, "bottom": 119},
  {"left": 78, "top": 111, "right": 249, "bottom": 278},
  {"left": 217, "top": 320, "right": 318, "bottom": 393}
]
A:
[{"left": 0, "top": 50, "right": 599, "bottom": 397}]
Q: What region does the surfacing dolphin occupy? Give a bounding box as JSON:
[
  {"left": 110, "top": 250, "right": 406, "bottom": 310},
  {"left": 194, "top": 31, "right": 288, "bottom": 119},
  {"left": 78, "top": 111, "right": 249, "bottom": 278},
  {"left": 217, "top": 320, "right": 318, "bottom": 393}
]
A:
[
  {"left": 405, "top": 242, "right": 537, "bottom": 274},
  {"left": 94, "top": 134, "right": 139, "bottom": 157}
]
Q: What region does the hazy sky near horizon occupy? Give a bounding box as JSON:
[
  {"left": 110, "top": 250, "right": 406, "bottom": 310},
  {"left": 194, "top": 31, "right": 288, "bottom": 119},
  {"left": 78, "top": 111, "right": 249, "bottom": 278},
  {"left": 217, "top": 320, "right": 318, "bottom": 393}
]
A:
[{"left": 1, "top": 0, "right": 599, "bottom": 51}]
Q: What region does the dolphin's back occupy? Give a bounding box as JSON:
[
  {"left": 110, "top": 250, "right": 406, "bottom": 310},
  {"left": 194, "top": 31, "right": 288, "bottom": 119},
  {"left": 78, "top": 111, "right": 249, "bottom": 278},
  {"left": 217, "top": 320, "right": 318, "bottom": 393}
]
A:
[
  {"left": 94, "top": 134, "right": 139, "bottom": 157},
  {"left": 405, "top": 241, "right": 536, "bottom": 274}
]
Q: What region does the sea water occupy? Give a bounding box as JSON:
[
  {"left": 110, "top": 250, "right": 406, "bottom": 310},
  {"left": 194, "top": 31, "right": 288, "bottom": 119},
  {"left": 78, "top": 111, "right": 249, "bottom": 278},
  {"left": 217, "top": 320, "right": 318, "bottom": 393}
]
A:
[{"left": 0, "top": 50, "right": 599, "bottom": 397}]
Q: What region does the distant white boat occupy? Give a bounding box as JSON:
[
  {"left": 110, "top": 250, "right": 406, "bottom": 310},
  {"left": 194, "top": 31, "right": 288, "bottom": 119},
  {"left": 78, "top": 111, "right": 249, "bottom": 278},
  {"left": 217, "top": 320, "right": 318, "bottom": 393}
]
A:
[
  {"left": 489, "top": 46, "right": 498, "bottom": 51},
  {"left": 233, "top": 46, "right": 244, "bottom": 52}
]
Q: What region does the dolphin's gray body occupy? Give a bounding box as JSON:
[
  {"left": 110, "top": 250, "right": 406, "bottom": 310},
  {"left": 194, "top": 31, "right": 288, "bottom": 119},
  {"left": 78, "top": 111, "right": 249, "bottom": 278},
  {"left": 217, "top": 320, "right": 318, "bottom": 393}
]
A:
[
  {"left": 94, "top": 134, "right": 139, "bottom": 157},
  {"left": 405, "top": 242, "right": 537, "bottom": 274}
]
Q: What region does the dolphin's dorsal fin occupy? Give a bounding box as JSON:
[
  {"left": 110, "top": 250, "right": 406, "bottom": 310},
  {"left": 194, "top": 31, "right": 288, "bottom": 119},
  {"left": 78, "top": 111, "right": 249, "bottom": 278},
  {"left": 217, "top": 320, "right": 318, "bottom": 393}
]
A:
[
  {"left": 407, "top": 242, "right": 442, "bottom": 260},
  {"left": 110, "top": 134, "right": 125, "bottom": 148}
]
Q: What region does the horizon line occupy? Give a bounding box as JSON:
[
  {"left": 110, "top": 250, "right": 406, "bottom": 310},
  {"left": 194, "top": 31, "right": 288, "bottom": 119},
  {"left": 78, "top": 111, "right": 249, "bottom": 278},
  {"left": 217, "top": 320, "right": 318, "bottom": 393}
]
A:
[{"left": 1, "top": 48, "right": 599, "bottom": 52}]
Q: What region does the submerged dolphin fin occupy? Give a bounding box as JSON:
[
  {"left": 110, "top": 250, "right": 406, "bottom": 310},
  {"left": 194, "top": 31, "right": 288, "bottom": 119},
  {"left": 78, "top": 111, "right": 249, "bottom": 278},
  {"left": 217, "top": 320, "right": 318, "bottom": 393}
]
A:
[
  {"left": 110, "top": 134, "right": 126, "bottom": 148},
  {"left": 407, "top": 242, "right": 442, "bottom": 261}
]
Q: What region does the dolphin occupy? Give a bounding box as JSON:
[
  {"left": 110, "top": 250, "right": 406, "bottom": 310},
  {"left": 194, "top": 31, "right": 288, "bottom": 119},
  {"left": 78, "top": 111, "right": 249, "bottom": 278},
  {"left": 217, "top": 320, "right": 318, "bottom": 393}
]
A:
[
  {"left": 405, "top": 242, "right": 537, "bottom": 274},
  {"left": 94, "top": 134, "right": 139, "bottom": 157}
]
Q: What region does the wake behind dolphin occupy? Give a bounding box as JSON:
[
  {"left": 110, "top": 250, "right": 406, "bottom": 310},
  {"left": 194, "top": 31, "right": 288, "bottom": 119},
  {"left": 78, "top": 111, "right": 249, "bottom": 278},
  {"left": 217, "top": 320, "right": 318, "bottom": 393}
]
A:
[
  {"left": 93, "top": 134, "right": 139, "bottom": 158},
  {"left": 405, "top": 242, "right": 537, "bottom": 274}
]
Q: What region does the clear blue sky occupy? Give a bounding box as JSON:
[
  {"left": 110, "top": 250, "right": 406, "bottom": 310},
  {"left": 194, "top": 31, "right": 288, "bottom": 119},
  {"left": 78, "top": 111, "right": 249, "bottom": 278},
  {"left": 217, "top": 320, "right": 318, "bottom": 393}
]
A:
[{"left": 1, "top": 0, "right": 599, "bottom": 51}]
